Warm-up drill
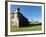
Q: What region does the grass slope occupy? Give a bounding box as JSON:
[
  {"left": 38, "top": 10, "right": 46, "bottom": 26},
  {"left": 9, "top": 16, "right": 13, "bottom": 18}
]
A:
[{"left": 11, "top": 25, "right": 42, "bottom": 32}]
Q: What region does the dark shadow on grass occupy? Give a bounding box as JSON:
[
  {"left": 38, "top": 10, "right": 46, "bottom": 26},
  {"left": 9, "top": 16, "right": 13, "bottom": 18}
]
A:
[{"left": 19, "top": 23, "right": 42, "bottom": 27}]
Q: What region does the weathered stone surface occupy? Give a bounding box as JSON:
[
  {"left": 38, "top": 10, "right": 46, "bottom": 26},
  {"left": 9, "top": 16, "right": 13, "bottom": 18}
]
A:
[{"left": 11, "top": 13, "right": 19, "bottom": 26}]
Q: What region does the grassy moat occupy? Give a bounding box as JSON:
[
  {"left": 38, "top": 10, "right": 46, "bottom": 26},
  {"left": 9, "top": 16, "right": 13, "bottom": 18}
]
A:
[{"left": 11, "top": 25, "right": 42, "bottom": 32}]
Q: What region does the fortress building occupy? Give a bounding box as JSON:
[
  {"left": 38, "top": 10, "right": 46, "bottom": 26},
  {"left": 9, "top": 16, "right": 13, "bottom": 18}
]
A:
[{"left": 11, "top": 8, "right": 29, "bottom": 27}]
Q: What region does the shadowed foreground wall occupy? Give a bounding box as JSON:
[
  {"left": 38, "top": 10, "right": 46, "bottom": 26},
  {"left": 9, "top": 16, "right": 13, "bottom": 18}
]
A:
[{"left": 17, "top": 10, "right": 29, "bottom": 27}]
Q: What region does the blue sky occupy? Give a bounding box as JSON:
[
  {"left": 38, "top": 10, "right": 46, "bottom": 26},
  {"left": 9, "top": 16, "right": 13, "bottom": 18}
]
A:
[{"left": 10, "top": 5, "right": 42, "bottom": 22}]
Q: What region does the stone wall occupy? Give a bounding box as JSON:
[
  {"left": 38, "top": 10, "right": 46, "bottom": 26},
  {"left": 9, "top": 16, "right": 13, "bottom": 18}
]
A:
[{"left": 10, "top": 13, "right": 19, "bottom": 26}]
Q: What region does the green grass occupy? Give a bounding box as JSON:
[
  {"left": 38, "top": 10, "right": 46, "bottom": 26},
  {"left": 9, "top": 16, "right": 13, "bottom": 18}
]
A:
[{"left": 11, "top": 25, "right": 42, "bottom": 32}]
